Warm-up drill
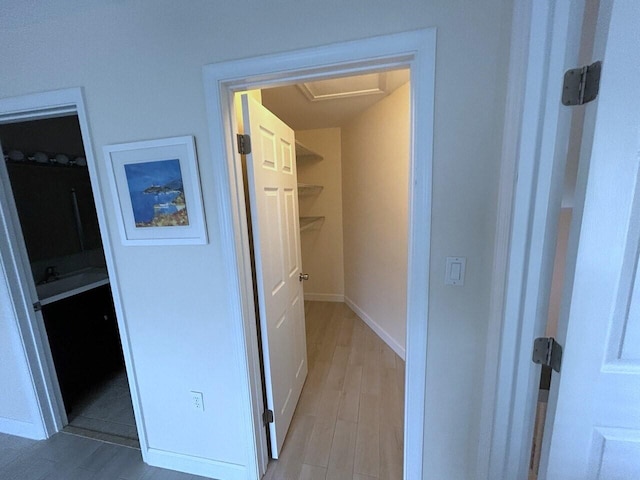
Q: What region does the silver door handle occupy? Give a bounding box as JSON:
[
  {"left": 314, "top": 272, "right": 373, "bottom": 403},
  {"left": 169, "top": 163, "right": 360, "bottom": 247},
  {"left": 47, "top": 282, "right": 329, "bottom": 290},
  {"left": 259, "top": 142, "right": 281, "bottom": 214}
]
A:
[{"left": 299, "top": 273, "right": 309, "bottom": 282}]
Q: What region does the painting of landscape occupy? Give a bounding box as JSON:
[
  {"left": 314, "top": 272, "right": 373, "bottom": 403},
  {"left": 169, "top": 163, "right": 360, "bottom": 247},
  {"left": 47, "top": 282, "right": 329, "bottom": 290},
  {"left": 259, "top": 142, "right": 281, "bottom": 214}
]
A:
[{"left": 123, "top": 158, "right": 189, "bottom": 228}]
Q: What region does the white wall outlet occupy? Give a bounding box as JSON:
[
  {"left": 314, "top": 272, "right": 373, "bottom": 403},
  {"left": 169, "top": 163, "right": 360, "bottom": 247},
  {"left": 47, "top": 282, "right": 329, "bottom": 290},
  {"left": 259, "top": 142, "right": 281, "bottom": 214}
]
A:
[
  {"left": 445, "top": 256, "right": 466, "bottom": 286},
  {"left": 191, "top": 391, "right": 204, "bottom": 412}
]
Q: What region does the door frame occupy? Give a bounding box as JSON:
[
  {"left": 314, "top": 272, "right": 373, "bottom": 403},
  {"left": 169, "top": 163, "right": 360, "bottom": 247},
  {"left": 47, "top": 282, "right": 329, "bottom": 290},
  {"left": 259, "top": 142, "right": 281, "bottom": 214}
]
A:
[
  {"left": 202, "top": 29, "right": 436, "bottom": 478},
  {"left": 477, "top": 1, "right": 595, "bottom": 478},
  {"left": 0, "top": 88, "right": 149, "bottom": 455}
]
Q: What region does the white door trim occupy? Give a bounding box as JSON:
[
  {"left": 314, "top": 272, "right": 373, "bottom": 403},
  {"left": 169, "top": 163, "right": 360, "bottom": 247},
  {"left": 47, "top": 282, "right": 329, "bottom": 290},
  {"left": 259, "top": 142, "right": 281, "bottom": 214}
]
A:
[
  {"left": 202, "top": 29, "right": 436, "bottom": 479},
  {"left": 479, "top": 2, "right": 589, "bottom": 478},
  {"left": 475, "top": 0, "right": 534, "bottom": 475},
  {"left": 0, "top": 88, "right": 150, "bottom": 458}
]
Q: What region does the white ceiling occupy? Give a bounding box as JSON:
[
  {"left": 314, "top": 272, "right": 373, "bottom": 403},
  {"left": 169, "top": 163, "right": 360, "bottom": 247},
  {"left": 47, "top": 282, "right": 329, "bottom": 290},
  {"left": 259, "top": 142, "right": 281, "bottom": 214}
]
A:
[{"left": 261, "top": 68, "right": 410, "bottom": 131}]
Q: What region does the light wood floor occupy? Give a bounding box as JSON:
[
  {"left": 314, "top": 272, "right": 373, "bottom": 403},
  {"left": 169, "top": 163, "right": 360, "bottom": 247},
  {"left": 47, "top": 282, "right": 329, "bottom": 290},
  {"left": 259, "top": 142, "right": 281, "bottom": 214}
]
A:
[
  {"left": 0, "top": 431, "right": 207, "bottom": 480},
  {"left": 0, "top": 301, "right": 404, "bottom": 480},
  {"left": 263, "top": 301, "right": 405, "bottom": 480}
]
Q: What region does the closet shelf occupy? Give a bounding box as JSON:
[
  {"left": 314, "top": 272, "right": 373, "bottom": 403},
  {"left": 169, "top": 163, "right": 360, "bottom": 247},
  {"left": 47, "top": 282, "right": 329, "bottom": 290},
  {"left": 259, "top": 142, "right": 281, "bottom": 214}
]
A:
[
  {"left": 299, "top": 216, "right": 325, "bottom": 232},
  {"left": 295, "top": 140, "right": 323, "bottom": 161},
  {"left": 298, "top": 183, "right": 324, "bottom": 196}
]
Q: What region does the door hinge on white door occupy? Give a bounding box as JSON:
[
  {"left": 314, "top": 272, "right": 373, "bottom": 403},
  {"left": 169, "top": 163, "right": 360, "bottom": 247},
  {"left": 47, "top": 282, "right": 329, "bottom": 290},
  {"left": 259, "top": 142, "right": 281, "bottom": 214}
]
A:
[
  {"left": 263, "top": 409, "right": 274, "bottom": 425},
  {"left": 33, "top": 301, "right": 42, "bottom": 312},
  {"left": 532, "top": 337, "right": 563, "bottom": 373},
  {"left": 562, "top": 61, "right": 602, "bottom": 106},
  {"left": 237, "top": 134, "right": 251, "bottom": 155}
]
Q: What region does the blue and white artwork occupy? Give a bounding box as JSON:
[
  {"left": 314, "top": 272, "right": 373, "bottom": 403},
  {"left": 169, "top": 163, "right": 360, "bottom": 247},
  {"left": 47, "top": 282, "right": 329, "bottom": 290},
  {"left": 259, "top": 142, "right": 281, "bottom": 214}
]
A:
[{"left": 123, "top": 159, "right": 189, "bottom": 227}]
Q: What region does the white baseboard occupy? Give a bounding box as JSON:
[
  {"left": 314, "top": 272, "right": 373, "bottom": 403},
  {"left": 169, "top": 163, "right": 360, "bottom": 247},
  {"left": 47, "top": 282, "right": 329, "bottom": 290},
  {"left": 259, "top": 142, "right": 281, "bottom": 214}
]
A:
[
  {"left": 344, "top": 296, "right": 406, "bottom": 360},
  {"left": 0, "top": 417, "right": 46, "bottom": 440},
  {"left": 304, "top": 293, "right": 344, "bottom": 302},
  {"left": 145, "top": 448, "right": 247, "bottom": 480}
]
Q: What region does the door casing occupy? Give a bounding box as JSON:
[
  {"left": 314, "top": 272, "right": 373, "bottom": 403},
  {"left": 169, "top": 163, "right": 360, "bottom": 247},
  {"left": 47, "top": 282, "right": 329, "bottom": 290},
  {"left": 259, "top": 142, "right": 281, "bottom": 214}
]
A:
[
  {"left": 203, "top": 29, "right": 436, "bottom": 478},
  {"left": 0, "top": 88, "right": 149, "bottom": 457},
  {"left": 479, "top": 1, "right": 602, "bottom": 478}
]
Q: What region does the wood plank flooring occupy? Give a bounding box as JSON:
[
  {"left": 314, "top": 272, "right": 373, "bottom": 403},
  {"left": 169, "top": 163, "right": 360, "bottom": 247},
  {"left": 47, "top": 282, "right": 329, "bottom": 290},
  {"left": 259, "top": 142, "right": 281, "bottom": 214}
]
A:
[
  {"left": 263, "top": 301, "right": 405, "bottom": 480},
  {"left": 0, "top": 431, "right": 207, "bottom": 480},
  {"left": 0, "top": 301, "right": 404, "bottom": 480}
]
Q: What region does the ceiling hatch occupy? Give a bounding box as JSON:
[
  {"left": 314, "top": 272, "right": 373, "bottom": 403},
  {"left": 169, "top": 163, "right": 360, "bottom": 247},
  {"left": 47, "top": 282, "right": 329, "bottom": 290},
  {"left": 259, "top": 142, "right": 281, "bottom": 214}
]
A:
[{"left": 297, "top": 72, "right": 388, "bottom": 102}]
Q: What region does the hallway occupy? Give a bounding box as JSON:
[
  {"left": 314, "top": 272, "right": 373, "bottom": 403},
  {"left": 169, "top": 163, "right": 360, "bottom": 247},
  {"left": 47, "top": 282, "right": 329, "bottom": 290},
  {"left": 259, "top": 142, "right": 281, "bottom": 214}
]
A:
[{"left": 263, "top": 301, "right": 405, "bottom": 480}]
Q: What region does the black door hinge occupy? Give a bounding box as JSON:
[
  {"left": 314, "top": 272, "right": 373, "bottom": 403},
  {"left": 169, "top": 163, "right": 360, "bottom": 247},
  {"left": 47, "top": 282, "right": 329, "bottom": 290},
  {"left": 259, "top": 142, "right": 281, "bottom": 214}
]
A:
[
  {"left": 237, "top": 134, "right": 251, "bottom": 155},
  {"left": 263, "top": 409, "right": 273, "bottom": 425},
  {"left": 562, "top": 61, "right": 602, "bottom": 106},
  {"left": 532, "top": 337, "right": 563, "bottom": 373}
]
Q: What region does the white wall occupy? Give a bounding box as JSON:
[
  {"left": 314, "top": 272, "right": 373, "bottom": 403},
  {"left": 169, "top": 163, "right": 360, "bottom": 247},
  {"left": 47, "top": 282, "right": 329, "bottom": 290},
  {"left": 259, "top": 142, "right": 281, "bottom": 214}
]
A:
[
  {"left": 296, "top": 128, "right": 344, "bottom": 302},
  {"left": 0, "top": 1, "right": 512, "bottom": 478},
  {"left": 341, "top": 83, "right": 410, "bottom": 357}
]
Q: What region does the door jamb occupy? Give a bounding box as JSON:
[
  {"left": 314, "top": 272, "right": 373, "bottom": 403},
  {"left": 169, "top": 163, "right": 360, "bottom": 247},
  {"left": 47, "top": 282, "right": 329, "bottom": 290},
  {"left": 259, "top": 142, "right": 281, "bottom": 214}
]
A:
[
  {"left": 202, "top": 29, "right": 436, "bottom": 478},
  {"left": 474, "top": 0, "right": 534, "bottom": 476},
  {"left": 0, "top": 88, "right": 150, "bottom": 457},
  {"left": 478, "top": 2, "right": 591, "bottom": 478}
]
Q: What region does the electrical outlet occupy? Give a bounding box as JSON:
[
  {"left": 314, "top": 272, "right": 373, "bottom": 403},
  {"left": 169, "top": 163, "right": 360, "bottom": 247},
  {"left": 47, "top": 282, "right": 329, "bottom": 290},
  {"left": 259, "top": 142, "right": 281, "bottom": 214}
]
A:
[{"left": 191, "top": 391, "right": 204, "bottom": 412}]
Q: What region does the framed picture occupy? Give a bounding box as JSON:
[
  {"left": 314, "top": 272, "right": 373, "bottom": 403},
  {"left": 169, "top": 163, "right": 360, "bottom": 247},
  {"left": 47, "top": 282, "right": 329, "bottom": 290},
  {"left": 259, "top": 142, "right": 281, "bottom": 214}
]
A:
[{"left": 104, "top": 136, "right": 207, "bottom": 245}]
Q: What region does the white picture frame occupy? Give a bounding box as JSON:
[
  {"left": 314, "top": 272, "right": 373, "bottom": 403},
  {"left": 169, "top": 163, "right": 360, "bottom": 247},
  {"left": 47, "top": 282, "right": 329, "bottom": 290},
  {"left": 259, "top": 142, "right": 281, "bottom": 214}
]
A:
[{"left": 103, "top": 136, "right": 207, "bottom": 245}]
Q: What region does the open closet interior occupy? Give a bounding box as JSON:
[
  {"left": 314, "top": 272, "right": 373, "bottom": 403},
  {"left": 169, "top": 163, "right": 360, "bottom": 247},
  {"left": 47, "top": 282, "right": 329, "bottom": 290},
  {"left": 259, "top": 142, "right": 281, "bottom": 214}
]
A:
[
  {"left": 262, "top": 68, "right": 411, "bottom": 356},
  {"left": 239, "top": 67, "right": 411, "bottom": 477}
]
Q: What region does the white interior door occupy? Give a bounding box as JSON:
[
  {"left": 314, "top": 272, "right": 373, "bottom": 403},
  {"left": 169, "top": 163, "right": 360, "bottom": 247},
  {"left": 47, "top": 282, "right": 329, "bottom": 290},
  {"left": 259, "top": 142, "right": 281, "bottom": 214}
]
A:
[
  {"left": 541, "top": 2, "right": 640, "bottom": 478},
  {"left": 241, "top": 94, "right": 308, "bottom": 458}
]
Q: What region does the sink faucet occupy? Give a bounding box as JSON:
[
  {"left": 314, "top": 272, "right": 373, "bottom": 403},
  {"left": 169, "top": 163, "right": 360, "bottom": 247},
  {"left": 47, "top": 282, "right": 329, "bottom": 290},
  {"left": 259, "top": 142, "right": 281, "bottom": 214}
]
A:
[{"left": 43, "top": 266, "right": 59, "bottom": 283}]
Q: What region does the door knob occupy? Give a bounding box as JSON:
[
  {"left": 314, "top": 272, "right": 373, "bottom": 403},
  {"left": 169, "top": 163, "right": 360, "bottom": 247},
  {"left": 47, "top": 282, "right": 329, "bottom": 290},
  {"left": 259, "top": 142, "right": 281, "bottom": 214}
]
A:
[{"left": 299, "top": 273, "right": 309, "bottom": 282}]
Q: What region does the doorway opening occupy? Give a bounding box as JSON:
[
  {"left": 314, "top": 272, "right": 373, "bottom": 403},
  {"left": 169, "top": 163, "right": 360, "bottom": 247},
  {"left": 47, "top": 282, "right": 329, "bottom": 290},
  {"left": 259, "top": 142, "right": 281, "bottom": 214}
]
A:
[
  {"left": 0, "top": 114, "right": 139, "bottom": 447},
  {"left": 202, "top": 28, "right": 435, "bottom": 479},
  {"left": 240, "top": 68, "right": 410, "bottom": 477}
]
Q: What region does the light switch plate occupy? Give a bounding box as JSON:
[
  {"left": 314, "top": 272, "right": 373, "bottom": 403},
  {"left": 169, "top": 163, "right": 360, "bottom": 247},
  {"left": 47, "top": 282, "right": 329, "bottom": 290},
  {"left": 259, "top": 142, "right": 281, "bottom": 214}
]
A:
[{"left": 445, "top": 257, "right": 466, "bottom": 286}]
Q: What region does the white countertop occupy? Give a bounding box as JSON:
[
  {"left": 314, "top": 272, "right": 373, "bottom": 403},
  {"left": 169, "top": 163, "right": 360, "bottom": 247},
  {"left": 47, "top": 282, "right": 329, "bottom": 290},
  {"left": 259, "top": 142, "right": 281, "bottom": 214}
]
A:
[{"left": 37, "top": 268, "right": 110, "bottom": 306}]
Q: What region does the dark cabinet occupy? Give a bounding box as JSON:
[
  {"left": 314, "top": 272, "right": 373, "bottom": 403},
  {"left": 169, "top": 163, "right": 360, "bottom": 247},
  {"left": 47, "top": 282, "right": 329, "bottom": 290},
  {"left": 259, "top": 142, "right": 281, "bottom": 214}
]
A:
[{"left": 42, "top": 285, "right": 124, "bottom": 413}]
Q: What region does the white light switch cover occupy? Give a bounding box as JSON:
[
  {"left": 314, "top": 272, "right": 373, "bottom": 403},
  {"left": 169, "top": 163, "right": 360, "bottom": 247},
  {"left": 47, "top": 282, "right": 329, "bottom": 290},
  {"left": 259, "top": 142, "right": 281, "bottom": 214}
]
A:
[{"left": 445, "top": 257, "right": 466, "bottom": 286}]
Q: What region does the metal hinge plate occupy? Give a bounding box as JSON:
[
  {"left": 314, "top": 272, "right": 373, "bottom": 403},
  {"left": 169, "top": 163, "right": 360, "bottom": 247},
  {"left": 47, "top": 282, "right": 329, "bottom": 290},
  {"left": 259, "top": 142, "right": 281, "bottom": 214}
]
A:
[
  {"left": 263, "top": 409, "right": 274, "bottom": 425},
  {"left": 562, "top": 61, "right": 602, "bottom": 106},
  {"left": 33, "top": 301, "right": 42, "bottom": 312},
  {"left": 532, "top": 337, "right": 562, "bottom": 373},
  {"left": 237, "top": 134, "right": 251, "bottom": 155}
]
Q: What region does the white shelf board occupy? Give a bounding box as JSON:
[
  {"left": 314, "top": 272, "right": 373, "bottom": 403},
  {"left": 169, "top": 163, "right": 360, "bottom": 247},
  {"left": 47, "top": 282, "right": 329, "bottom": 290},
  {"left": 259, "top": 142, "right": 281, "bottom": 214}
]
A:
[
  {"left": 295, "top": 140, "right": 323, "bottom": 160},
  {"left": 299, "top": 216, "right": 325, "bottom": 232},
  {"left": 298, "top": 183, "right": 323, "bottom": 196}
]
